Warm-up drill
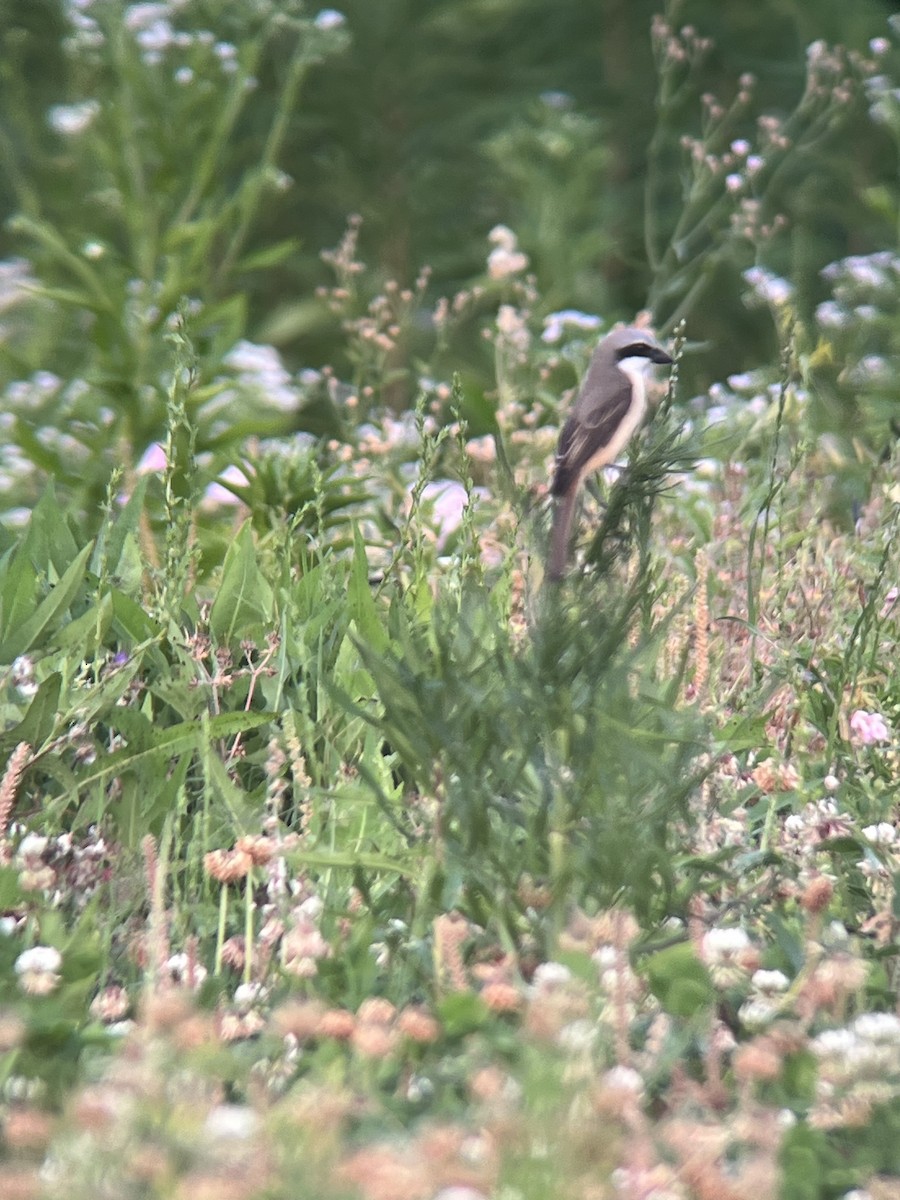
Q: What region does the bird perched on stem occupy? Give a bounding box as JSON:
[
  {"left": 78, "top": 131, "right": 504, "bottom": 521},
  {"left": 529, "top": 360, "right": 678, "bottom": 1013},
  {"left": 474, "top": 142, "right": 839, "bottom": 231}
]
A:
[{"left": 547, "top": 326, "right": 673, "bottom": 581}]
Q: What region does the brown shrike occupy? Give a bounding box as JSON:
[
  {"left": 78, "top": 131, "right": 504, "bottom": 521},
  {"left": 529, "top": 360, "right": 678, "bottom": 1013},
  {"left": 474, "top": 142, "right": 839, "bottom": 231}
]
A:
[{"left": 548, "top": 326, "right": 673, "bottom": 581}]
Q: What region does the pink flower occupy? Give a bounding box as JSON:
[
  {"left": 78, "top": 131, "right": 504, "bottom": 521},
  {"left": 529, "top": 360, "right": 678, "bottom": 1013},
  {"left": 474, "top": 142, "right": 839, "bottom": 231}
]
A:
[{"left": 849, "top": 709, "right": 890, "bottom": 745}]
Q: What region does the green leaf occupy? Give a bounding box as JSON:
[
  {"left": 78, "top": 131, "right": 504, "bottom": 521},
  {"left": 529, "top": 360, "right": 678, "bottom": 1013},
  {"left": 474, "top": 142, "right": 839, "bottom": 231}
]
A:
[
  {"left": 111, "top": 589, "right": 163, "bottom": 642},
  {"left": 0, "top": 673, "right": 62, "bottom": 753},
  {"left": 643, "top": 942, "right": 715, "bottom": 1018},
  {"left": 209, "top": 521, "right": 274, "bottom": 642},
  {"left": 715, "top": 712, "right": 771, "bottom": 753},
  {"left": 437, "top": 992, "right": 490, "bottom": 1037},
  {"left": 0, "top": 543, "right": 93, "bottom": 663},
  {"left": 348, "top": 527, "right": 387, "bottom": 652},
  {"left": 23, "top": 483, "right": 80, "bottom": 578},
  {"left": 236, "top": 237, "right": 303, "bottom": 273},
  {"left": 73, "top": 710, "right": 273, "bottom": 790},
  {"left": 0, "top": 545, "right": 38, "bottom": 642}
]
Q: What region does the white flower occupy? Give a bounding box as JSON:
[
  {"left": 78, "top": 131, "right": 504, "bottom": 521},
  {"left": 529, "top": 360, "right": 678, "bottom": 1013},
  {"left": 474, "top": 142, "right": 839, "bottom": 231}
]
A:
[
  {"left": 811, "top": 1027, "right": 856, "bottom": 1058},
  {"left": 124, "top": 3, "right": 170, "bottom": 30},
  {"left": 134, "top": 19, "right": 175, "bottom": 53},
  {"left": 531, "top": 961, "right": 572, "bottom": 989},
  {"left": 488, "top": 224, "right": 517, "bottom": 251},
  {"left": 314, "top": 9, "right": 346, "bottom": 29},
  {"left": 701, "top": 927, "right": 750, "bottom": 961},
  {"left": 861, "top": 822, "right": 895, "bottom": 846},
  {"left": 751, "top": 969, "right": 789, "bottom": 993},
  {"left": 725, "top": 173, "right": 743, "bottom": 193},
  {"left": 224, "top": 340, "right": 298, "bottom": 411},
  {"left": 602, "top": 1065, "right": 643, "bottom": 1096},
  {"left": 743, "top": 266, "right": 793, "bottom": 307},
  {"left": 739, "top": 997, "right": 778, "bottom": 1029},
  {"left": 15, "top": 946, "right": 61, "bottom": 976},
  {"left": 815, "top": 300, "right": 847, "bottom": 328},
  {"left": 203, "top": 1104, "right": 261, "bottom": 1141},
  {"left": 47, "top": 101, "right": 99, "bottom": 135},
  {"left": 495, "top": 304, "right": 530, "bottom": 351},
  {"left": 16, "top": 834, "right": 48, "bottom": 862},
  {"left": 541, "top": 309, "right": 603, "bottom": 344},
  {"left": 488, "top": 246, "right": 529, "bottom": 279},
  {"left": 852, "top": 1011, "right": 900, "bottom": 1042}
]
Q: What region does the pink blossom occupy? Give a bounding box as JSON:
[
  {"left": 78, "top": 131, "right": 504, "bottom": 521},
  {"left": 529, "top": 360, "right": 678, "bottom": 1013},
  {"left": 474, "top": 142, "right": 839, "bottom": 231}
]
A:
[{"left": 849, "top": 709, "right": 890, "bottom": 745}]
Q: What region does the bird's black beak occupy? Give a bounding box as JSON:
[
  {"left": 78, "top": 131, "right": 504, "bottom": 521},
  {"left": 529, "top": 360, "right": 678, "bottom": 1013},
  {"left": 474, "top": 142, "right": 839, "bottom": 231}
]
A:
[{"left": 651, "top": 347, "right": 674, "bottom": 365}]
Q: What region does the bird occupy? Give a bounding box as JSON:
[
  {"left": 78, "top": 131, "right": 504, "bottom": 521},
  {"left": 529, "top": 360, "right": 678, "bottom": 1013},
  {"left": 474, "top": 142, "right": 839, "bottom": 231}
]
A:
[{"left": 547, "top": 326, "right": 673, "bottom": 581}]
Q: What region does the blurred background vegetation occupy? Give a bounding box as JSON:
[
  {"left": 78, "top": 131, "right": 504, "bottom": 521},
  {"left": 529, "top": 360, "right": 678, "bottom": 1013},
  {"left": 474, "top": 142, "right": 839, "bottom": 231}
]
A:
[{"left": 0, "top": 0, "right": 898, "bottom": 528}]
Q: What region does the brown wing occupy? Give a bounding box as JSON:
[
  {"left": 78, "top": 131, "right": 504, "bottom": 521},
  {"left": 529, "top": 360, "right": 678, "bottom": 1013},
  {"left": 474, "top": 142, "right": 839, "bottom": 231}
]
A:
[{"left": 550, "top": 373, "right": 633, "bottom": 497}]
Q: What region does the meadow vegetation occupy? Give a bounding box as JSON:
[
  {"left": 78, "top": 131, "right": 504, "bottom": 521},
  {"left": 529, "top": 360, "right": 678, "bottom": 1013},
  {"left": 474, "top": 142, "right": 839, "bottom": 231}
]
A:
[{"left": 0, "top": 3, "right": 898, "bottom": 1198}]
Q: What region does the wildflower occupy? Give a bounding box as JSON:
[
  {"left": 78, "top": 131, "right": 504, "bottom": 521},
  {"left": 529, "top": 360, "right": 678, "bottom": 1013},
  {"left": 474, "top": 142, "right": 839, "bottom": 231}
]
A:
[
  {"left": 11, "top": 655, "right": 38, "bottom": 699},
  {"left": 487, "top": 227, "right": 529, "bottom": 279},
  {"left": 124, "top": 4, "right": 170, "bottom": 32},
  {"left": 531, "top": 961, "right": 572, "bottom": 990},
  {"left": 397, "top": 1006, "right": 441, "bottom": 1044},
  {"left": 272, "top": 999, "right": 326, "bottom": 1041},
  {"left": 281, "top": 911, "right": 330, "bottom": 977},
  {"left": 203, "top": 1104, "right": 260, "bottom": 1141},
  {"left": 738, "top": 997, "right": 779, "bottom": 1029},
  {"left": 15, "top": 945, "right": 62, "bottom": 995},
  {"left": 314, "top": 9, "right": 346, "bottom": 29},
  {"left": 701, "top": 927, "right": 755, "bottom": 987},
  {"left": 47, "top": 100, "right": 99, "bottom": 135},
  {"left": 316, "top": 1008, "right": 356, "bottom": 1040},
  {"left": 849, "top": 709, "right": 890, "bottom": 745},
  {"left": 541, "top": 309, "right": 603, "bottom": 344},
  {"left": 801, "top": 875, "right": 834, "bottom": 913},
  {"left": 165, "top": 952, "right": 207, "bottom": 989},
  {"left": 815, "top": 300, "right": 848, "bottom": 328},
  {"left": 861, "top": 822, "right": 896, "bottom": 845},
  {"left": 224, "top": 340, "right": 298, "bottom": 411},
  {"left": 90, "top": 986, "right": 130, "bottom": 1023},
  {"left": 481, "top": 981, "right": 522, "bottom": 1013},
  {"left": 16, "top": 834, "right": 48, "bottom": 863},
  {"left": 751, "top": 969, "right": 790, "bottom": 994},
  {"left": 733, "top": 1038, "right": 783, "bottom": 1081},
  {"left": 602, "top": 1065, "right": 644, "bottom": 1097},
  {"left": 357, "top": 998, "right": 396, "bottom": 1026},
  {"left": 495, "top": 304, "right": 530, "bottom": 351},
  {"left": 743, "top": 266, "right": 793, "bottom": 306},
  {"left": 203, "top": 848, "right": 253, "bottom": 883},
  {"left": 351, "top": 1022, "right": 398, "bottom": 1058}
]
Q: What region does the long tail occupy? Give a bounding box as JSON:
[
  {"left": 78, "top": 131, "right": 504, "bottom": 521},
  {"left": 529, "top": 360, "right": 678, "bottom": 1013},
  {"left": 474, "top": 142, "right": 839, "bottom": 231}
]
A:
[{"left": 547, "top": 490, "right": 577, "bottom": 581}]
